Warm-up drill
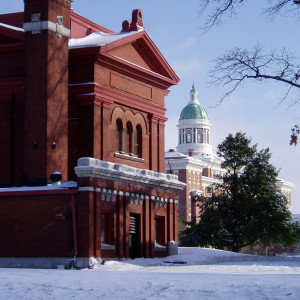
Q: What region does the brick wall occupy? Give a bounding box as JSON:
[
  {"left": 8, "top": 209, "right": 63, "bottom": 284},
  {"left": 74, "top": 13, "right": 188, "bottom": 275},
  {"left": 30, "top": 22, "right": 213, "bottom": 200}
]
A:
[{"left": 0, "top": 191, "right": 75, "bottom": 257}]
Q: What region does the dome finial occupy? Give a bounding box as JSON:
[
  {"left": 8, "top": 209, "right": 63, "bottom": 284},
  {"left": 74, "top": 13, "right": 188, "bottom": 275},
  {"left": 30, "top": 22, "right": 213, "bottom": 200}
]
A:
[
  {"left": 189, "top": 83, "right": 198, "bottom": 103},
  {"left": 191, "top": 83, "right": 196, "bottom": 93}
]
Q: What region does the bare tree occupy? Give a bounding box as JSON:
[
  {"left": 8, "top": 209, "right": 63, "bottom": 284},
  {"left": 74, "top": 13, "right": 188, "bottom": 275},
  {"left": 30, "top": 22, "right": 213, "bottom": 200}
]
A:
[
  {"left": 210, "top": 46, "right": 300, "bottom": 104},
  {"left": 198, "top": 0, "right": 300, "bottom": 145},
  {"left": 199, "top": 0, "right": 300, "bottom": 30}
]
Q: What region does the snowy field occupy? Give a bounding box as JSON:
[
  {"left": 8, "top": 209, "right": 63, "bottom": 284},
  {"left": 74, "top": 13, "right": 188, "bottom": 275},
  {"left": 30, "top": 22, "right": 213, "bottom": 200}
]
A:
[{"left": 1, "top": 248, "right": 300, "bottom": 300}]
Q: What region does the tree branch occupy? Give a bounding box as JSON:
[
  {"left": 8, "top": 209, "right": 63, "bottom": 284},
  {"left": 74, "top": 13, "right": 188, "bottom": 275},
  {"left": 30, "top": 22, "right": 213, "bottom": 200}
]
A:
[
  {"left": 197, "top": 0, "right": 300, "bottom": 30},
  {"left": 209, "top": 46, "right": 300, "bottom": 104}
]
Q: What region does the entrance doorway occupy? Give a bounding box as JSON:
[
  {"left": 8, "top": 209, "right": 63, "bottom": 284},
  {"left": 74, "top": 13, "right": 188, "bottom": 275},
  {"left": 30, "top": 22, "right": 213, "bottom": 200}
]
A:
[{"left": 129, "top": 213, "right": 140, "bottom": 259}]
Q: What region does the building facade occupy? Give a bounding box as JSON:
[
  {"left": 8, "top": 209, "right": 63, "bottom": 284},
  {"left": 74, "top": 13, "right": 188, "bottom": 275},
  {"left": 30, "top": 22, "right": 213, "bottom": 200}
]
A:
[
  {"left": 165, "top": 84, "right": 294, "bottom": 235},
  {"left": 0, "top": 0, "right": 184, "bottom": 268}
]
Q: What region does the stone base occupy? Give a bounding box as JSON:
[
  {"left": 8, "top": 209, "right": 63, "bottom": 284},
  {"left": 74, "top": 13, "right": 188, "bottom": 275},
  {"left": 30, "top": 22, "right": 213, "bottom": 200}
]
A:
[{"left": 0, "top": 257, "right": 76, "bottom": 269}]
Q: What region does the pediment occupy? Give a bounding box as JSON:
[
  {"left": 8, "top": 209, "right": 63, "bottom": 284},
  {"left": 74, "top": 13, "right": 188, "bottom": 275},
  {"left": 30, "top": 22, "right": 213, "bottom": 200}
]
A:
[
  {"left": 100, "top": 30, "right": 179, "bottom": 83},
  {"left": 69, "top": 30, "right": 179, "bottom": 86}
]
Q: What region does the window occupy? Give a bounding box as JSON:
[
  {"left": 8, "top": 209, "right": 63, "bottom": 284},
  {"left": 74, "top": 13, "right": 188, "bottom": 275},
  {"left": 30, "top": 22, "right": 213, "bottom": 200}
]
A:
[
  {"left": 197, "top": 129, "right": 203, "bottom": 143},
  {"left": 133, "top": 124, "right": 142, "bottom": 157},
  {"left": 193, "top": 171, "right": 195, "bottom": 180},
  {"left": 189, "top": 196, "right": 191, "bottom": 209},
  {"left": 101, "top": 212, "right": 114, "bottom": 245},
  {"left": 188, "top": 171, "right": 191, "bottom": 179},
  {"left": 124, "top": 122, "right": 133, "bottom": 154},
  {"left": 115, "top": 119, "right": 123, "bottom": 152},
  {"left": 186, "top": 129, "right": 192, "bottom": 143},
  {"left": 179, "top": 129, "right": 182, "bottom": 144}
]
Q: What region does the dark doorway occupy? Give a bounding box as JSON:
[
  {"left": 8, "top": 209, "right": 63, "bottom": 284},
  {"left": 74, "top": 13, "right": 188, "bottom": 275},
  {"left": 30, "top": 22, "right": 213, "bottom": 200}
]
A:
[{"left": 129, "top": 213, "right": 140, "bottom": 259}]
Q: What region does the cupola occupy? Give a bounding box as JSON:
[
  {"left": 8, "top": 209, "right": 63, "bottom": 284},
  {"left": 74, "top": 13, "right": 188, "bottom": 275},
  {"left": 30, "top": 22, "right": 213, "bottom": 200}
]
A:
[{"left": 176, "top": 84, "right": 212, "bottom": 156}]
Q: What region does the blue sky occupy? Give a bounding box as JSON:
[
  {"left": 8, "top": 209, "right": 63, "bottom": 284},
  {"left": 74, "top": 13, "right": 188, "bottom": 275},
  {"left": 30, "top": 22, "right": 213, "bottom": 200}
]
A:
[{"left": 2, "top": 1, "right": 300, "bottom": 213}]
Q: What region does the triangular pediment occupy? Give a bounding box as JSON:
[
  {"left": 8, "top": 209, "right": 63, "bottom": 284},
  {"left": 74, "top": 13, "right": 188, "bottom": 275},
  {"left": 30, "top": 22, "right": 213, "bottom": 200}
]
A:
[
  {"left": 100, "top": 30, "right": 179, "bottom": 83},
  {"left": 69, "top": 30, "right": 179, "bottom": 86},
  {"left": 107, "top": 43, "right": 152, "bottom": 71}
]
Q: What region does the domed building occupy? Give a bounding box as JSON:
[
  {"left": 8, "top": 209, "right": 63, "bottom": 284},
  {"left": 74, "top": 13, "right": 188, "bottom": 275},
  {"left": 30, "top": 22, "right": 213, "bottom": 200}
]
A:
[
  {"left": 176, "top": 83, "right": 212, "bottom": 156},
  {"left": 165, "top": 84, "right": 294, "bottom": 235},
  {"left": 165, "top": 84, "right": 224, "bottom": 233}
]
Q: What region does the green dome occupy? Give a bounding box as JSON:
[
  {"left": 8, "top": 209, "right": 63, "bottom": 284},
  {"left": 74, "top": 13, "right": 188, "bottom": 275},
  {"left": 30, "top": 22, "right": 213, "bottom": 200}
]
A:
[{"left": 179, "top": 103, "right": 209, "bottom": 120}]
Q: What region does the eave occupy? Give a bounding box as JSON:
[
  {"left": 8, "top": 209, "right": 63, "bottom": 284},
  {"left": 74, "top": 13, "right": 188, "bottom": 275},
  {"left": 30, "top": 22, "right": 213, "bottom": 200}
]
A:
[
  {"left": 0, "top": 24, "right": 24, "bottom": 42},
  {"left": 98, "top": 52, "right": 177, "bottom": 90}
]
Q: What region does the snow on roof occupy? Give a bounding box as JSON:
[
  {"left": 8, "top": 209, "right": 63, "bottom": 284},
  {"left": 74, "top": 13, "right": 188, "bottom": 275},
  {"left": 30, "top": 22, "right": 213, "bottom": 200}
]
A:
[
  {"left": 0, "top": 181, "right": 77, "bottom": 193},
  {"left": 75, "top": 157, "right": 185, "bottom": 190},
  {"left": 68, "top": 30, "right": 143, "bottom": 49},
  {"left": 0, "top": 22, "right": 24, "bottom": 32},
  {"left": 165, "top": 150, "right": 187, "bottom": 159}
]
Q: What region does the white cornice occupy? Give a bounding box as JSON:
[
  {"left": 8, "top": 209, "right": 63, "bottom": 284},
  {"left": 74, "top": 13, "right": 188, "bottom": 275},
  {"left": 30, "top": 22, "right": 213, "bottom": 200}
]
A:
[
  {"left": 165, "top": 157, "right": 207, "bottom": 171},
  {"left": 75, "top": 157, "right": 185, "bottom": 190}
]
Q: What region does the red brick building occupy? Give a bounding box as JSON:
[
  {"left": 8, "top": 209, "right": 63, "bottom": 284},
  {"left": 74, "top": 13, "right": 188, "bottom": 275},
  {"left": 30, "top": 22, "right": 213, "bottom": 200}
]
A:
[{"left": 0, "top": 0, "right": 184, "bottom": 268}]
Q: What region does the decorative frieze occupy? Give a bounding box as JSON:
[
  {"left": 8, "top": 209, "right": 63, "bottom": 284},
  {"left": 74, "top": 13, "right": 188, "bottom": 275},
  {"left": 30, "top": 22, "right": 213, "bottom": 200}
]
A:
[{"left": 129, "top": 193, "right": 144, "bottom": 205}]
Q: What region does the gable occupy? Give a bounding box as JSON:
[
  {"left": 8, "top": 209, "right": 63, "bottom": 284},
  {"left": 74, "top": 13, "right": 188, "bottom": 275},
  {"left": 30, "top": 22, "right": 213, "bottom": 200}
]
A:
[
  {"left": 107, "top": 43, "right": 151, "bottom": 71},
  {"left": 98, "top": 30, "right": 179, "bottom": 84}
]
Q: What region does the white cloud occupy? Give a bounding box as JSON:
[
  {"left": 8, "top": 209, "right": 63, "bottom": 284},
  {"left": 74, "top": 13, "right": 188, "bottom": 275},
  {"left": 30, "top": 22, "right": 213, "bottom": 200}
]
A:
[
  {"left": 170, "top": 57, "right": 204, "bottom": 77},
  {"left": 178, "top": 36, "right": 196, "bottom": 50}
]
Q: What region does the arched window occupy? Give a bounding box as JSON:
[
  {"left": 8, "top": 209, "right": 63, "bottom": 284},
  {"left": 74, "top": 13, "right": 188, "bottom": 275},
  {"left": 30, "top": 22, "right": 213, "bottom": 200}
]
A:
[
  {"left": 115, "top": 119, "right": 123, "bottom": 152},
  {"left": 124, "top": 122, "right": 133, "bottom": 153},
  {"left": 133, "top": 124, "right": 142, "bottom": 157},
  {"left": 197, "top": 129, "right": 203, "bottom": 143},
  {"left": 186, "top": 129, "right": 192, "bottom": 143}
]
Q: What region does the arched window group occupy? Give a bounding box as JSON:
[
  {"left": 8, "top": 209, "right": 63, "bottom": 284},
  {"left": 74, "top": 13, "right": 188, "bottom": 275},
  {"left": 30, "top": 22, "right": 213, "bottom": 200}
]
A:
[{"left": 115, "top": 119, "right": 142, "bottom": 158}]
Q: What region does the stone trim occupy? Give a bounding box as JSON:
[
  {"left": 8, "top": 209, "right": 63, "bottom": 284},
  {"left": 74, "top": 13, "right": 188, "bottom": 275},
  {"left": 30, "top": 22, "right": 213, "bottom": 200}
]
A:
[
  {"left": 23, "top": 20, "right": 70, "bottom": 37},
  {"left": 78, "top": 187, "right": 94, "bottom": 192}
]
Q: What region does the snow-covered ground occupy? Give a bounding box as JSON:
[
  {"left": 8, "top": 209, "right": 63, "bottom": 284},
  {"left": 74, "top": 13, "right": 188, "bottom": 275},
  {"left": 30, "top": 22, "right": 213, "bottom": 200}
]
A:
[{"left": 1, "top": 248, "right": 300, "bottom": 299}]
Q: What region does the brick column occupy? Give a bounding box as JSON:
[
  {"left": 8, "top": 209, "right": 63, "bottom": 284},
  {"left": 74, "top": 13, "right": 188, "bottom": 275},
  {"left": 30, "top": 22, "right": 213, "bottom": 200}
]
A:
[
  {"left": 93, "top": 105, "right": 101, "bottom": 159},
  {"left": 173, "top": 198, "right": 178, "bottom": 241},
  {"left": 94, "top": 188, "right": 101, "bottom": 258},
  {"left": 167, "top": 198, "right": 174, "bottom": 241},
  {"left": 77, "top": 188, "right": 95, "bottom": 264},
  {"left": 117, "top": 191, "right": 125, "bottom": 258},
  {"left": 150, "top": 196, "right": 155, "bottom": 257},
  {"left": 23, "top": 0, "right": 71, "bottom": 184},
  {"left": 143, "top": 195, "right": 150, "bottom": 257},
  {"left": 124, "top": 192, "right": 130, "bottom": 258}
]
